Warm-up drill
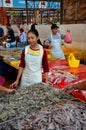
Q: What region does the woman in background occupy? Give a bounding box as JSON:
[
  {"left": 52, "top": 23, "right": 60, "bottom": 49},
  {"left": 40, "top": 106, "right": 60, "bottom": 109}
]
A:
[{"left": 0, "top": 26, "right": 4, "bottom": 38}]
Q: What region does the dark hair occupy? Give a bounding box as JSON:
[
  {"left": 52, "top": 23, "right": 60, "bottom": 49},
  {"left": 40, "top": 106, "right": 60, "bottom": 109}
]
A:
[
  {"left": 31, "top": 24, "right": 35, "bottom": 30},
  {"left": 28, "top": 29, "right": 39, "bottom": 37},
  {"left": 51, "top": 24, "right": 59, "bottom": 30},
  {"left": 20, "top": 28, "right": 24, "bottom": 32},
  {"left": 6, "top": 23, "right": 11, "bottom": 27}
]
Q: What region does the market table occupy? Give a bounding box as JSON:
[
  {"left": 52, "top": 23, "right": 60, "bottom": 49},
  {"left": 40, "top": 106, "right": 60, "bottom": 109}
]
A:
[
  {"left": 0, "top": 48, "right": 86, "bottom": 102},
  {"left": 48, "top": 59, "right": 86, "bottom": 102},
  {"left": 0, "top": 47, "right": 21, "bottom": 72},
  {"left": 3, "top": 59, "right": 20, "bottom": 70}
]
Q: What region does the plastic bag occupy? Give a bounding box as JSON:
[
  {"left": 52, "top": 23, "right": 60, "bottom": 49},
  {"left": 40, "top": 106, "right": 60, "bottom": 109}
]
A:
[
  {"left": 68, "top": 53, "right": 80, "bottom": 68},
  {"left": 64, "top": 30, "right": 72, "bottom": 43}
]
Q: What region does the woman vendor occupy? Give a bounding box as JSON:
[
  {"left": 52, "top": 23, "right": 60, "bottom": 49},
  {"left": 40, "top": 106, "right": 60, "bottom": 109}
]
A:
[{"left": 10, "top": 29, "right": 49, "bottom": 88}]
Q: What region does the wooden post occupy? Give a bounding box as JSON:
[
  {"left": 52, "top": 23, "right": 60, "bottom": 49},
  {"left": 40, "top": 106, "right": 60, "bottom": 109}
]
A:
[
  {"left": 0, "top": 7, "right": 8, "bottom": 25},
  {"left": 60, "top": 0, "right": 63, "bottom": 24}
]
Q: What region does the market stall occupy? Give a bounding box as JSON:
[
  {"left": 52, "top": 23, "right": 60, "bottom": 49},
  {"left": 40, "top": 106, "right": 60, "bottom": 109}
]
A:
[
  {"left": 46, "top": 45, "right": 86, "bottom": 64},
  {"left": 0, "top": 45, "right": 86, "bottom": 70},
  {"left": 63, "top": 45, "right": 86, "bottom": 64},
  {"left": 0, "top": 47, "right": 21, "bottom": 74},
  {"left": 0, "top": 46, "right": 86, "bottom": 102},
  {"left": 0, "top": 84, "right": 74, "bottom": 123},
  {"left": 0, "top": 83, "right": 86, "bottom": 130},
  {"left": 48, "top": 60, "right": 86, "bottom": 102},
  {"left": 0, "top": 46, "right": 86, "bottom": 129}
]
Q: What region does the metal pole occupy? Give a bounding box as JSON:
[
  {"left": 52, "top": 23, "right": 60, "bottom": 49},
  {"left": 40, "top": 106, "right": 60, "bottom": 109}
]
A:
[
  {"left": 60, "top": 0, "right": 63, "bottom": 24},
  {"left": 25, "top": 0, "right": 28, "bottom": 24}
]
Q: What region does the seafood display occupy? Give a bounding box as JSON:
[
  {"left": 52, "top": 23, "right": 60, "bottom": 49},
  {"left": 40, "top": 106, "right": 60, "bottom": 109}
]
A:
[
  {"left": 20, "top": 101, "right": 86, "bottom": 130},
  {"left": 0, "top": 101, "right": 86, "bottom": 130},
  {"left": 0, "top": 47, "right": 21, "bottom": 60},
  {"left": 48, "top": 67, "right": 78, "bottom": 84},
  {"left": 0, "top": 83, "right": 73, "bottom": 123}
]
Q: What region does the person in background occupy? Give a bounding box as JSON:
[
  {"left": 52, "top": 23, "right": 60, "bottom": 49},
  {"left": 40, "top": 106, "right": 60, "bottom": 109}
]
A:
[
  {"left": 0, "top": 26, "right": 4, "bottom": 38},
  {"left": 23, "top": 21, "right": 29, "bottom": 34},
  {"left": 10, "top": 29, "right": 49, "bottom": 88},
  {"left": 17, "top": 24, "right": 21, "bottom": 33},
  {"left": 5, "top": 23, "right": 16, "bottom": 48},
  {"left": 31, "top": 23, "right": 35, "bottom": 30},
  {"left": 16, "top": 24, "right": 22, "bottom": 37},
  {"left": 15, "top": 24, "right": 21, "bottom": 47},
  {"left": 19, "top": 28, "right": 27, "bottom": 46},
  {"left": 45, "top": 24, "right": 65, "bottom": 59},
  {"left": 0, "top": 85, "right": 16, "bottom": 93}
]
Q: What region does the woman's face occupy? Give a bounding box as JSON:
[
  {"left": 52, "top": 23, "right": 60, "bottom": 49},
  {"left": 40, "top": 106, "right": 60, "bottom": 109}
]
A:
[
  {"left": 27, "top": 32, "right": 38, "bottom": 46},
  {"left": 52, "top": 28, "right": 58, "bottom": 34}
]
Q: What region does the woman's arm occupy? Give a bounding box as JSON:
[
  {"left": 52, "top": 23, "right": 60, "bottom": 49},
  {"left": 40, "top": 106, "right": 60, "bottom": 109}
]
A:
[
  {"left": 10, "top": 67, "right": 23, "bottom": 88},
  {"left": 0, "top": 85, "right": 16, "bottom": 93},
  {"left": 16, "top": 67, "right": 23, "bottom": 83},
  {"left": 44, "top": 36, "right": 52, "bottom": 49},
  {"left": 44, "top": 72, "right": 49, "bottom": 83},
  {"left": 64, "top": 79, "right": 86, "bottom": 93},
  {"left": 72, "top": 80, "right": 86, "bottom": 90},
  {"left": 42, "top": 49, "right": 49, "bottom": 83},
  {"left": 10, "top": 50, "right": 25, "bottom": 88}
]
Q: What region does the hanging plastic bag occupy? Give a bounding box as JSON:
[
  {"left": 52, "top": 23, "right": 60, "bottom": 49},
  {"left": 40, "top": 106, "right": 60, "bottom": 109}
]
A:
[{"left": 64, "top": 30, "right": 72, "bottom": 43}]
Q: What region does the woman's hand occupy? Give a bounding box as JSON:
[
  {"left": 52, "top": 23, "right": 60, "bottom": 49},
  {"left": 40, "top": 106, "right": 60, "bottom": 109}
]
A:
[
  {"left": 6, "top": 88, "right": 16, "bottom": 93},
  {"left": 44, "top": 80, "right": 52, "bottom": 85},
  {"left": 64, "top": 80, "right": 86, "bottom": 93},
  {"left": 63, "top": 84, "right": 75, "bottom": 94},
  {"left": 10, "top": 80, "right": 19, "bottom": 89}
]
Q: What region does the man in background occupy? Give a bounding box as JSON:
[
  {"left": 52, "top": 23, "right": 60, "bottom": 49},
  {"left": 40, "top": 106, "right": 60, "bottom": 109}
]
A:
[{"left": 0, "top": 26, "right": 4, "bottom": 38}]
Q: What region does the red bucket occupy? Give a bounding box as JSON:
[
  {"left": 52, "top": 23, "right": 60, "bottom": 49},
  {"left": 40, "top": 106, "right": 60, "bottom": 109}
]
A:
[{"left": 0, "top": 75, "right": 5, "bottom": 85}]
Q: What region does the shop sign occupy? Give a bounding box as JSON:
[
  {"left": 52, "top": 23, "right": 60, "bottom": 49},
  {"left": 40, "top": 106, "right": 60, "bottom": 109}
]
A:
[
  {"left": 8, "top": 10, "right": 20, "bottom": 14},
  {"left": 2, "top": 0, "right": 60, "bottom": 9},
  {"left": 13, "top": 0, "right": 26, "bottom": 8},
  {"left": 3, "top": 0, "right": 13, "bottom": 7}
]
